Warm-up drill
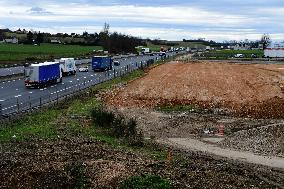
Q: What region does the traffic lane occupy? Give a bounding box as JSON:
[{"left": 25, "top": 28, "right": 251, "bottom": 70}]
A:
[
  {"left": 0, "top": 66, "right": 24, "bottom": 77},
  {"left": 0, "top": 53, "right": 173, "bottom": 112}
]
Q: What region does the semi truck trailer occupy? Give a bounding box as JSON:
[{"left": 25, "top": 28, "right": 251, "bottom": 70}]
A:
[
  {"left": 92, "top": 56, "right": 112, "bottom": 71},
  {"left": 24, "top": 62, "right": 62, "bottom": 88}
]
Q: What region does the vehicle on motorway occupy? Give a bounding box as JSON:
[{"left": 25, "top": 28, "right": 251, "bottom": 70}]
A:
[
  {"left": 159, "top": 51, "right": 166, "bottom": 57},
  {"left": 78, "top": 66, "right": 89, "bottom": 72},
  {"left": 251, "top": 54, "right": 257, "bottom": 58},
  {"left": 24, "top": 62, "right": 62, "bottom": 88},
  {"left": 234, "top": 54, "right": 244, "bottom": 58},
  {"left": 58, "top": 58, "right": 76, "bottom": 76},
  {"left": 113, "top": 60, "right": 120, "bottom": 66},
  {"left": 92, "top": 56, "right": 112, "bottom": 71},
  {"left": 264, "top": 42, "right": 284, "bottom": 58},
  {"left": 141, "top": 48, "right": 150, "bottom": 54}
]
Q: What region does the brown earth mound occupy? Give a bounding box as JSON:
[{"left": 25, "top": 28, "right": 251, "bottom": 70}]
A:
[{"left": 104, "top": 61, "right": 284, "bottom": 118}]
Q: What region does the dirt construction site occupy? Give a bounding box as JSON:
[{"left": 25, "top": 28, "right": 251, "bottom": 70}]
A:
[
  {"left": 1, "top": 60, "right": 284, "bottom": 188},
  {"left": 102, "top": 60, "right": 284, "bottom": 186}
]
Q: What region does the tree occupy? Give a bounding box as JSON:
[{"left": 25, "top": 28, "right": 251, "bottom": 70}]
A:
[
  {"left": 27, "top": 31, "right": 34, "bottom": 44},
  {"left": 260, "top": 34, "right": 271, "bottom": 49},
  {"left": 35, "top": 32, "right": 44, "bottom": 45},
  {"left": 102, "top": 22, "right": 110, "bottom": 34},
  {"left": 0, "top": 30, "right": 4, "bottom": 40}
]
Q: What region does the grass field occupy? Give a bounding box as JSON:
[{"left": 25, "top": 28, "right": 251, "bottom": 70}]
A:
[
  {"left": 203, "top": 49, "right": 264, "bottom": 59},
  {"left": 0, "top": 43, "right": 102, "bottom": 63}
]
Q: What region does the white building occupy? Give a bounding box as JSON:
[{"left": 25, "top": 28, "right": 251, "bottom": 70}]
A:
[
  {"left": 50, "top": 39, "right": 61, "bottom": 44},
  {"left": 2, "top": 38, "right": 18, "bottom": 44},
  {"left": 233, "top": 43, "right": 251, "bottom": 50},
  {"left": 264, "top": 42, "right": 284, "bottom": 58}
]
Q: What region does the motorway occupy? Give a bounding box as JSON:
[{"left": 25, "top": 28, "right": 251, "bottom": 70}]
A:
[
  {"left": 0, "top": 58, "right": 92, "bottom": 77},
  {"left": 0, "top": 52, "right": 177, "bottom": 117}
]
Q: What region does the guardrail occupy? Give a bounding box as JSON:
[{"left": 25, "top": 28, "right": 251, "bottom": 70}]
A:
[{"left": 0, "top": 54, "right": 177, "bottom": 121}]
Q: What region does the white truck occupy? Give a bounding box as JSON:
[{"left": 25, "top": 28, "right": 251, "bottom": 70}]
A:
[
  {"left": 58, "top": 58, "right": 77, "bottom": 76},
  {"left": 141, "top": 48, "right": 150, "bottom": 54}
]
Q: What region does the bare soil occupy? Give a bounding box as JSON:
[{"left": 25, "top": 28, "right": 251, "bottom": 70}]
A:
[
  {"left": 104, "top": 61, "right": 284, "bottom": 118},
  {"left": 0, "top": 136, "right": 283, "bottom": 188}
]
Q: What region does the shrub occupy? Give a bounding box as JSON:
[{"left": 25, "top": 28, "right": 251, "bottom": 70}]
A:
[
  {"left": 91, "top": 108, "right": 144, "bottom": 146},
  {"left": 91, "top": 108, "right": 114, "bottom": 129}
]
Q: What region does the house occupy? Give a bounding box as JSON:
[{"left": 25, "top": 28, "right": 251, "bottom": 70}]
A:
[
  {"left": 50, "top": 39, "right": 61, "bottom": 44},
  {"left": 233, "top": 43, "right": 251, "bottom": 50},
  {"left": 2, "top": 37, "right": 18, "bottom": 44}
]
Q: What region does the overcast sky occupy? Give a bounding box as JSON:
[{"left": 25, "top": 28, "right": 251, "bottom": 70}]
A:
[{"left": 1, "top": 0, "right": 284, "bottom": 41}]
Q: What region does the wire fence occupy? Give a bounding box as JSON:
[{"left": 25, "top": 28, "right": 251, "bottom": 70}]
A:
[{"left": 0, "top": 54, "right": 177, "bottom": 121}]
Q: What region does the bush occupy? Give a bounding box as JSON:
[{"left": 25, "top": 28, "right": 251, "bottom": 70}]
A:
[
  {"left": 25, "top": 56, "right": 37, "bottom": 61},
  {"left": 91, "top": 108, "right": 114, "bottom": 129},
  {"left": 91, "top": 108, "right": 144, "bottom": 146},
  {"left": 122, "top": 174, "right": 172, "bottom": 189}
]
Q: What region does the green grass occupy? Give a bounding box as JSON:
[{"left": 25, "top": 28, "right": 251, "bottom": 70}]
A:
[
  {"left": 0, "top": 43, "right": 102, "bottom": 62},
  {"left": 203, "top": 49, "right": 264, "bottom": 59},
  {"left": 0, "top": 109, "right": 60, "bottom": 142},
  {"left": 122, "top": 174, "right": 172, "bottom": 189}
]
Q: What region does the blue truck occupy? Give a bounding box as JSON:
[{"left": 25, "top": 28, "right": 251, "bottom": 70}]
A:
[
  {"left": 24, "top": 62, "right": 62, "bottom": 88},
  {"left": 92, "top": 56, "right": 112, "bottom": 71}
]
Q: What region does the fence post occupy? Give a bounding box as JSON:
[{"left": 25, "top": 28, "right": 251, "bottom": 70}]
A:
[
  {"left": 40, "top": 97, "right": 42, "bottom": 108},
  {"left": 17, "top": 98, "right": 19, "bottom": 112},
  {"left": 0, "top": 103, "right": 2, "bottom": 117},
  {"left": 29, "top": 96, "right": 31, "bottom": 110},
  {"left": 114, "top": 69, "right": 116, "bottom": 77},
  {"left": 57, "top": 92, "right": 59, "bottom": 105}
]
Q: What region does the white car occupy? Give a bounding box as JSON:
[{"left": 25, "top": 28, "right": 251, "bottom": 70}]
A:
[
  {"left": 234, "top": 54, "right": 244, "bottom": 58},
  {"left": 78, "top": 67, "right": 89, "bottom": 72}
]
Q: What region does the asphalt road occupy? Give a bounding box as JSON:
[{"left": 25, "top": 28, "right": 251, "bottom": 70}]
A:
[
  {"left": 0, "top": 59, "right": 92, "bottom": 77},
  {"left": 0, "top": 52, "right": 178, "bottom": 117}
]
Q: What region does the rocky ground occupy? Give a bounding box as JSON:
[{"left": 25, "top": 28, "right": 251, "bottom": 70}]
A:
[{"left": 108, "top": 107, "right": 284, "bottom": 158}]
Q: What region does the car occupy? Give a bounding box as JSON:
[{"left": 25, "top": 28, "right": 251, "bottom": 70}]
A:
[
  {"left": 113, "top": 60, "right": 120, "bottom": 66},
  {"left": 78, "top": 67, "right": 89, "bottom": 72},
  {"left": 234, "top": 54, "right": 244, "bottom": 58},
  {"left": 251, "top": 54, "right": 257, "bottom": 58}
]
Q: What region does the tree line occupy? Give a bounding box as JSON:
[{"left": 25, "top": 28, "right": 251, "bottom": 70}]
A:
[{"left": 0, "top": 24, "right": 146, "bottom": 54}]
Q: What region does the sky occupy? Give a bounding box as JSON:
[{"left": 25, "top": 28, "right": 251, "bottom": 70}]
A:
[{"left": 1, "top": 0, "right": 284, "bottom": 41}]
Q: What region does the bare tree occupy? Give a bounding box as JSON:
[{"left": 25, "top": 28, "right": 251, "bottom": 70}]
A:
[{"left": 261, "top": 34, "right": 271, "bottom": 49}]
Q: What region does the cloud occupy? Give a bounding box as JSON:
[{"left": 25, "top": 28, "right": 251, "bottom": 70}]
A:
[
  {"left": 27, "top": 6, "right": 52, "bottom": 15},
  {"left": 0, "top": 0, "right": 283, "bottom": 41}
]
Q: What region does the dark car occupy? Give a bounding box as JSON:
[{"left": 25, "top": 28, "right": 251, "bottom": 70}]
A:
[
  {"left": 251, "top": 54, "right": 257, "bottom": 58},
  {"left": 113, "top": 60, "right": 120, "bottom": 66}
]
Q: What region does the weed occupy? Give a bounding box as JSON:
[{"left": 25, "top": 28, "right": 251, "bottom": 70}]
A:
[{"left": 65, "top": 162, "right": 88, "bottom": 189}]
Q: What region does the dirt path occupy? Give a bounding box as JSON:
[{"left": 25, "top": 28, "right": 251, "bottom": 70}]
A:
[{"left": 159, "top": 137, "right": 284, "bottom": 170}]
